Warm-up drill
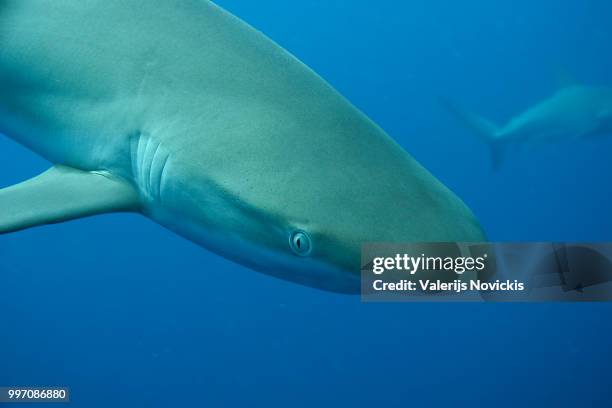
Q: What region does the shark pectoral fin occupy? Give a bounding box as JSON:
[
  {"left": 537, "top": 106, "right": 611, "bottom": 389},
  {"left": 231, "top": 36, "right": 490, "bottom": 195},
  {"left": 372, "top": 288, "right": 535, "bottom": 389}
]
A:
[{"left": 0, "top": 165, "right": 140, "bottom": 234}]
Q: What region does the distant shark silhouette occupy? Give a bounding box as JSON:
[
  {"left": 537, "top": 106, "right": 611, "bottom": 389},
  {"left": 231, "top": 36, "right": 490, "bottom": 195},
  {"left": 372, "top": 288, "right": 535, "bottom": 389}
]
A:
[
  {"left": 0, "top": 0, "right": 484, "bottom": 293},
  {"left": 443, "top": 84, "right": 612, "bottom": 168}
]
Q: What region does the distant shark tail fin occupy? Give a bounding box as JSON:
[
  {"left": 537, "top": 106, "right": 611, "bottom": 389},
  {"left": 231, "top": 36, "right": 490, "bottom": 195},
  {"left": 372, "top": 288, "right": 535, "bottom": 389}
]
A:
[{"left": 440, "top": 98, "right": 505, "bottom": 169}]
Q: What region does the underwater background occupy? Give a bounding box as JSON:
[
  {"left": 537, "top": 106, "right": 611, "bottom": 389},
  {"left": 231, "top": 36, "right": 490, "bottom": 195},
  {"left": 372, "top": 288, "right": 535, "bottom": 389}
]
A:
[{"left": 1, "top": 0, "right": 612, "bottom": 406}]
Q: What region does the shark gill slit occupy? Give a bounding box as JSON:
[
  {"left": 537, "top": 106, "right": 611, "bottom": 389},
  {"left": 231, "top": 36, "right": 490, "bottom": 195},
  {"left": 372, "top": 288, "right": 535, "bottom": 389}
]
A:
[{"left": 130, "top": 131, "right": 169, "bottom": 203}]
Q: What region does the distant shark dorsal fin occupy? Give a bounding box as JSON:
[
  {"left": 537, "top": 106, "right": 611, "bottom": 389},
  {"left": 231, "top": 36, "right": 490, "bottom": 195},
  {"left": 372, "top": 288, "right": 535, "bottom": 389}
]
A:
[{"left": 0, "top": 165, "right": 140, "bottom": 234}]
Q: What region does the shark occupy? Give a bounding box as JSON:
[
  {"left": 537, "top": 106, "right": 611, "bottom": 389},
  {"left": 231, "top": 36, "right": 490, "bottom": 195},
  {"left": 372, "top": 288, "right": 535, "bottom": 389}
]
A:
[
  {"left": 0, "top": 0, "right": 484, "bottom": 293},
  {"left": 444, "top": 84, "right": 612, "bottom": 168}
]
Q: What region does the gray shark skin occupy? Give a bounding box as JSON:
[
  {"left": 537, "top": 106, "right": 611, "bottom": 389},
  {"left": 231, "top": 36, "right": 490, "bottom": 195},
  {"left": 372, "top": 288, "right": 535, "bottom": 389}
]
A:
[
  {"left": 444, "top": 85, "right": 612, "bottom": 168},
  {"left": 0, "top": 0, "right": 484, "bottom": 293}
]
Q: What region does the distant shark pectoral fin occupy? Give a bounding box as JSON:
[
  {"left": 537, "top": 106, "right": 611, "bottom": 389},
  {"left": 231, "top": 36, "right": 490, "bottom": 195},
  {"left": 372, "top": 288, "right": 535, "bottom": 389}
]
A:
[{"left": 0, "top": 165, "right": 141, "bottom": 234}]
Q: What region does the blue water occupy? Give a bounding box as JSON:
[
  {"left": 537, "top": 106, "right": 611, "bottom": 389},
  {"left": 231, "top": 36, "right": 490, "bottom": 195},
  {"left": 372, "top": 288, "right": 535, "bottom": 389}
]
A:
[{"left": 2, "top": 1, "right": 612, "bottom": 406}]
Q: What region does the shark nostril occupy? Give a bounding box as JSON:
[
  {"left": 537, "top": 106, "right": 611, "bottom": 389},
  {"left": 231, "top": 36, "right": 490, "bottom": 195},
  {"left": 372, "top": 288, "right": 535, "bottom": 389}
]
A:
[{"left": 290, "top": 230, "right": 312, "bottom": 256}]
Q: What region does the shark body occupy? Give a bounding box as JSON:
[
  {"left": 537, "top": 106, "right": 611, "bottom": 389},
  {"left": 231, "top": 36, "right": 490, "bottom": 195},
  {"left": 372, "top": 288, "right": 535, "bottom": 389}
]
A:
[{"left": 0, "top": 0, "right": 484, "bottom": 293}]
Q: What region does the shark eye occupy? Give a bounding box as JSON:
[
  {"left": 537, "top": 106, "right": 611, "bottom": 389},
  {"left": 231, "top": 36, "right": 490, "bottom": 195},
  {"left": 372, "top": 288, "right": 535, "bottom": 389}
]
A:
[{"left": 289, "top": 230, "right": 312, "bottom": 256}]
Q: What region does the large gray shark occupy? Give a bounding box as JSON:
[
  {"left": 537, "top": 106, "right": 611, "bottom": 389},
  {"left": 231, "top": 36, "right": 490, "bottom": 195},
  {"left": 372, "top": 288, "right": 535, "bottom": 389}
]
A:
[
  {"left": 0, "top": 0, "right": 484, "bottom": 293},
  {"left": 444, "top": 85, "right": 612, "bottom": 168}
]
